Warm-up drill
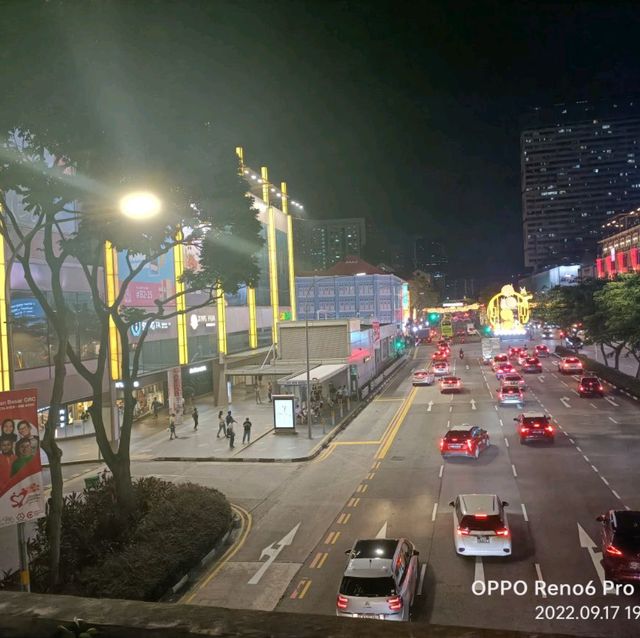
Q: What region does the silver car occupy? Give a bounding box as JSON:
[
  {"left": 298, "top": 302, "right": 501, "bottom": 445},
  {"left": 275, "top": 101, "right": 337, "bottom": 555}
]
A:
[{"left": 336, "top": 538, "right": 419, "bottom": 621}]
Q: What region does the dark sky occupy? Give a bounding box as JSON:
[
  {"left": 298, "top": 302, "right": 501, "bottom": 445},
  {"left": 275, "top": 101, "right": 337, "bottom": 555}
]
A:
[{"left": 4, "top": 0, "right": 640, "bottom": 278}]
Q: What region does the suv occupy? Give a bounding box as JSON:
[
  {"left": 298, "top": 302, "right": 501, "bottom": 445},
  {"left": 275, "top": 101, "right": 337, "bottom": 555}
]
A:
[
  {"left": 336, "top": 538, "right": 419, "bottom": 621},
  {"left": 440, "top": 426, "right": 489, "bottom": 459},
  {"left": 565, "top": 335, "right": 583, "bottom": 350},
  {"left": 449, "top": 494, "right": 511, "bottom": 557},
  {"left": 497, "top": 385, "right": 524, "bottom": 407},
  {"left": 578, "top": 376, "right": 604, "bottom": 397},
  {"left": 596, "top": 510, "right": 640, "bottom": 582},
  {"left": 514, "top": 412, "right": 555, "bottom": 444}
]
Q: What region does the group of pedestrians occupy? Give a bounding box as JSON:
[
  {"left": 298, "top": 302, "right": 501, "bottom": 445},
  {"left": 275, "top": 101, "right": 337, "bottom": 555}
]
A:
[
  {"left": 254, "top": 381, "right": 273, "bottom": 404},
  {"left": 166, "top": 405, "right": 252, "bottom": 450}
]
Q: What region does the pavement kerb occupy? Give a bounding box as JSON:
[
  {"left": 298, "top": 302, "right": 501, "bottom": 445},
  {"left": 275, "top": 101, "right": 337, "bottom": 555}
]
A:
[{"left": 149, "top": 354, "right": 412, "bottom": 464}]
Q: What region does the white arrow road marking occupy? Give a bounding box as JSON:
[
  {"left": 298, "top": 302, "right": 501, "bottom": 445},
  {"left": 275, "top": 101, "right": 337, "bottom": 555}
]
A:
[
  {"left": 473, "top": 556, "right": 485, "bottom": 588},
  {"left": 538, "top": 375, "right": 544, "bottom": 383},
  {"left": 375, "top": 522, "right": 388, "bottom": 539},
  {"left": 534, "top": 563, "right": 546, "bottom": 598},
  {"left": 605, "top": 396, "right": 619, "bottom": 407},
  {"left": 560, "top": 396, "right": 571, "bottom": 408},
  {"left": 577, "top": 523, "right": 606, "bottom": 588},
  {"left": 426, "top": 401, "right": 433, "bottom": 412},
  {"left": 431, "top": 503, "right": 438, "bottom": 522},
  {"left": 470, "top": 399, "right": 477, "bottom": 410},
  {"left": 418, "top": 562, "right": 427, "bottom": 595},
  {"left": 248, "top": 522, "right": 301, "bottom": 585}
]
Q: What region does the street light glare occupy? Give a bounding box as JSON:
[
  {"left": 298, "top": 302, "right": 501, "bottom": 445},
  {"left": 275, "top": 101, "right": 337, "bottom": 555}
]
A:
[{"left": 119, "top": 192, "right": 162, "bottom": 220}]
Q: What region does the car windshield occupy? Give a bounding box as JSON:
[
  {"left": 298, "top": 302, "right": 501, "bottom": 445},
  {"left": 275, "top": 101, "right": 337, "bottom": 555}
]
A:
[
  {"left": 614, "top": 512, "right": 640, "bottom": 539},
  {"left": 502, "top": 387, "right": 519, "bottom": 394},
  {"left": 582, "top": 377, "right": 598, "bottom": 384},
  {"left": 565, "top": 358, "right": 579, "bottom": 363},
  {"left": 460, "top": 514, "right": 503, "bottom": 531},
  {"left": 339, "top": 576, "right": 397, "bottom": 597},
  {"left": 526, "top": 358, "right": 538, "bottom": 363},
  {"left": 446, "top": 430, "right": 471, "bottom": 440},
  {"left": 523, "top": 416, "right": 549, "bottom": 426},
  {"left": 351, "top": 539, "right": 397, "bottom": 559}
]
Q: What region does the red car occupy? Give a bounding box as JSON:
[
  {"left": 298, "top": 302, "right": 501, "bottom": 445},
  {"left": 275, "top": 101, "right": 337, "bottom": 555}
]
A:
[
  {"left": 521, "top": 357, "right": 542, "bottom": 373},
  {"left": 495, "top": 363, "right": 515, "bottom": 380},
  {"left": 514, "top": 412, "right": 555, "bottom": 444},
  {"left": 432, "top": 351, "right": 448, "bottom": 362},
  {"left": 440, "top": 426, "right": 490, "bottom": 459},
  {"left": 597, "top": 510, "right": 640, "bottom": 582},
  {"left": 508, "top": 347, "right": 522, "bottom": 359},
  {"left": 534, "top": 344, "right": 549, "bottom": 358}
]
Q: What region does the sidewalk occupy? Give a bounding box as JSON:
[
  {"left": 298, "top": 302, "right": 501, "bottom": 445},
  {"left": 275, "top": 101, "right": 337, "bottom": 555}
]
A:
[{"left": 49, "top": 383, "right": 367, "bottom": 465}]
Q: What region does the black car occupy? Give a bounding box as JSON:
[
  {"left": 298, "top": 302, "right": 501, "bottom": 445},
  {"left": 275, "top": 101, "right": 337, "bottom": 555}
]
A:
[
  {"left": 578, "top": 376, "right": 604, "bottom": 398},
  {"left": 565, "top": 335, "right": 583, "bottom": 349},
  {"left": 597, "top": 510, "right": 640, "bottom": 582}
]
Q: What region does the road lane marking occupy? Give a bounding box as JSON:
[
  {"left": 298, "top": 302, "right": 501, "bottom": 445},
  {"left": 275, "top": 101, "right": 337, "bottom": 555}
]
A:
[
  {"left": 418, "top": 563, "right": 427, "bottom": 595},
  {"left": 324, "top": 531, "right": 336, "bottom": 544},
  {"left": 473, "top": 556, "right": 485, "bottom": 587},
  {"left": 498, "top": 418, "right": 503, "bottom": 426},
  {"left": 504, "top": 437, "right": 509, "bottom": 448},
  {"left": 561, "top": 381, "right": 568, "bottom": 387},
  {"left": 571, "top": 389, "right": 579, "bottom": 396},
  {"left": 337, "top": 513, "right": 352, "bottom": 524},
  {"left": 535, "top": 563, "right": 546, "bottom": 598},
  {"left": 576, "top": 446, "right": 582, "bottom": 452},
  {"left": 552, "top": 373, "right": 558, "bottom": 378},
  {"left": 431, "top": 503, "right": 438, "bottom": 521},
  {"left": 310, "top": 552, "right": 324, "bottom": 568},
  {"left": 521, "top": 503, "right": 529, "bottom": 522},
  {"left": 511, "top": 464, "right": 518, "bottom": 477},
  {"left": 376, "top": 387, "right": 417, "bottom": 460},
  {"left": 609, "top": 417, "right": 618, "bottom": 424},
  {"left": 347, "top": 497, "right": 360, "bottom": 508},
  {"left": 367, "top": 472, "right": 375, "bottom": 480},
  {"left": 317, "top": 552, "right": 329, "bottom": 568},
  {"left": 590, "top": 465, "right": 598, "bottom": 473},
  {"left": 182, "top": 503, "right": 252, "bottom": 602},
  {"left": 356, "top": 484, "right": 367, "bottom": 493},
  {"left": 376, "top": 522, "right": 388, "bottom": 539},
  {"left": 601, "top": 477, "right": 610, "bottom": 486},
  {"left": 569, "top": 438, "right": 575, "bottom": 444},
  {"left": 449, "top": 405, "right": 453, "bottom": 412},
  {"left": 560, "top": 397, "right": 571, "bottom": 408},
  {"left": 589, "top": 403, "right": 597, "bottom": 409},
  {"left": 612, "top": 490, "right": 622, "bottom": 500},
  {"left": 290, "top": 578, "right": 312, "bottom": 599},
  {"left": 578, "top": 523, "right": 606, "bottom": 587},
  {"left": 583, "top": 455, "right": 590, "bottom": 462},
  {"left": 446, "top": 420, "right": 450, "bottom": 428},
  {"left": 605, "top": 396, "right": 619, "bottom": 407},
  {"left": 439, "top": 465, "right": 444, "bottom": 478}
]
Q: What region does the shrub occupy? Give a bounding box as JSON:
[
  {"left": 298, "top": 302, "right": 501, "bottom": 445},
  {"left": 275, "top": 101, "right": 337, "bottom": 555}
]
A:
[{"left": 29, "top": 476, "right": 232, "bottom": 601}]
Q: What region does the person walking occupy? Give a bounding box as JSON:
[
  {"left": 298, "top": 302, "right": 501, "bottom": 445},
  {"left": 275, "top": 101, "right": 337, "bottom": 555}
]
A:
[
  {"left": 227, "top": 420, "right": 235, "bottom": 449},
  {"left": 255, "top": 383, "right": 262, "bottom": 404},
  {"left": 225, "top": 410, "right": 236, "bottom": 439},
  {"left": 267, "top": 381, "right": 273, "bottom": 403},
  {"left": 242, "top": 417, "right": 252, "bottom": 444},
  {"left": 151, "top": 397, "right": 160, "bottom": 419},
  {"left": 216, "top": 410, "right": 226, "bottom": 438},
  {"left": 168, "top": 413, "right": 177, "bottom": 440},
  {"left": 192, "top": 407, "right": 199, "bottom": 431}
]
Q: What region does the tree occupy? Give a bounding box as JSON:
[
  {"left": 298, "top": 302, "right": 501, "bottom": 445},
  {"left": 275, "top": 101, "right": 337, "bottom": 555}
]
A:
[
  {"left": 0, "top": 126, "right": 263, "bottom": 587},
  {"left": 407, "top": 270, "right": 439, "bottom": 316}
]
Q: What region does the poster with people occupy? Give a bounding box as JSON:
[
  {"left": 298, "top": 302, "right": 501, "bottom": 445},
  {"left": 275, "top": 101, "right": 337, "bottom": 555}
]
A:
[{"left": 0, "top": 389, "right": 45, "bottom": 529}]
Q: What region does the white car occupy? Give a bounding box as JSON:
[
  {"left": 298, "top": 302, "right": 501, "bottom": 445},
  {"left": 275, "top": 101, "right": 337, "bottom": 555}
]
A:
[
  {"left": 558, "top": 356, "right": 583, "bottom": 374},
  {"left": 412, "top": 370, "right": 435, "bottom": 386},
  {"left": 432, "top": 361, "right": 450, "bottom": 376},
  {"left": 449, "top": 494, "right": 511, "bottom": 557}
]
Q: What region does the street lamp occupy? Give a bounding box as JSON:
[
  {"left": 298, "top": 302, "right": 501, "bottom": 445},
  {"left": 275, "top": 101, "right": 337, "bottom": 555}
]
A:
[{"left": 119, "top": 191, "right": 162, "bottom": 220}]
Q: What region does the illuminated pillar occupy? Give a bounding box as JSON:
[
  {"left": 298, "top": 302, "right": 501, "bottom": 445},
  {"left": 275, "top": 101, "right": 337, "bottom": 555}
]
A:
[
  {"left": 104, "top": 241, "right": 121, "bottom": 380},
  {"left": 0, "top": 217, "right": 11, "bottom": 392},
  {"left": 247, "top": 286, "right": 258, "bottom": 348},
  {"left": 173, "top": 230, "right": 188, "bottom": 365},
  {"left": 235, "top": 146, "right": 245, "bottom": 172},
  {"left": 263, "top": 166, "right": 279, "bottom": 344},
  {"left": 216, "top": 285, "right": 227, "bottom": 355},
  {"left": 282, "top": 181, "right": 297, "bottom": 321}
]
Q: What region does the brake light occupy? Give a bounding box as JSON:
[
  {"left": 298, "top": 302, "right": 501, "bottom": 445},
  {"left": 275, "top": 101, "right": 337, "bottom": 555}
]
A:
[
  {"left": 457, "top": 526, "right": 470, "bottom": 535},
  {"left": 439, "top": 438, "right": 445, "bottom": 450},
  {"left": 520, "top": 426, "right": 528, "bottom": 434},
  {"left": 579, "top": 386, "right": 584, "bottom": 391},
  {"left": 387, "top": 595, "right": 403, "bottom": 611},
  {"left": 474, "top": 513, "right": 487, "bottom": 519},
  {"left": 598, "top": 385, "right": 603, "bottom": 391},
  {"left": 336, "top": 594, "right": 349, "bottom": 610},
  {"left": 605, "top": 544, "right": 623, "bottom": 557},
  {"left": 545, "top": 425, "right": 554, "bottom": 433},
  {"left": 495, "top": 527, "right": 510, "bottom": 537}
]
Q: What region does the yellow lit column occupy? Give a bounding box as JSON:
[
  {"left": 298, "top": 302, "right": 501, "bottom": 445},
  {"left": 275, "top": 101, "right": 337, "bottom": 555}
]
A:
[
  {"left": 281, "top": 181, "right": 297, "bottom": 321},
  {"left": 173, "top": 230, "right": 188, "bottom": 365},
  {"left": 216, "top": 285, "right": 227, "bottom": 354},
  {"left": 247, "top": 286, "right": 258, "bottom": 348},
  {"left": 104, "top": 241, "right": 121, "bottom": 380},
  {"left": 263, "top": 166, "right": 279, "bottom": 344},
  {"left": 235, "top": 146, "right": 245, "bottom": 172},
  {"left": 0, "top": 219, "right": 11, "bottom": 391}
]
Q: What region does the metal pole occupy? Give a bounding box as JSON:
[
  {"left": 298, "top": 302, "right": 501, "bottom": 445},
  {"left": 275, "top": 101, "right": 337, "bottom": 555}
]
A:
[
  {"left": 305, "top": 310, "right": 312, "bottom": 439},
  {"left": 17, "top": 522, "right": 30, "bottom": 592}
]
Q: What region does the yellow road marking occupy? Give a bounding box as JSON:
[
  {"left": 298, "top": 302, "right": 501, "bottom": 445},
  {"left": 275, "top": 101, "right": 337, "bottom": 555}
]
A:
[
  {"left": 298, "top": 579, "right": 312, "bottom": 598},
  {"left": 324, "top": 531, "right": 336, "bottom": 544},
  {"left": 356, "top": 484, "right": 366, "bottom": 493},
  {"left": 182, "top": 503, "right": 252, "bottom": 603},
  {"left": 310, "top": 552, "right": 324, "bottom": 568},
  {"left": 317, "top": 552, "right": 329, "bottom": 568},
  {"left": 330, "top": 531, "right": 341, "bottom": 544},
  {"left": 373, "top": 397, "right": 405, "bottom": 402},
  {"left": 340, "top": 513, "right": 351, "bottom": 524},
  {"left": 348, "top": 497, "right": 361, "bottom": 507},
  {"left": 367, "top": 472, "right": 375, "bottom": 480},
  {"left": 376, "top": 387, "right": 417, "bottom": 460},
  {"left": 333, "top": 440, "right": 381, "bottom": 445}
]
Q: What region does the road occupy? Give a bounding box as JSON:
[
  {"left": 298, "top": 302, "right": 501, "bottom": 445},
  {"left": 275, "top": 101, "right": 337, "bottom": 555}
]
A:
[{"left": 19, "top": 342, "right": 639, "bottom": 635}]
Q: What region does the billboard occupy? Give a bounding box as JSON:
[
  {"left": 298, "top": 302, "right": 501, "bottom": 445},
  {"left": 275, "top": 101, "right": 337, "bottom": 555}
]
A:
[
  {"left": 273, "top": 395, "right": 296, "bottom": 431},
  {"left": 118, "top": 252, "right": 176, "bottom": 308},
  {"left": 0, "top": 389, "right": 45, "bottom": 529}
]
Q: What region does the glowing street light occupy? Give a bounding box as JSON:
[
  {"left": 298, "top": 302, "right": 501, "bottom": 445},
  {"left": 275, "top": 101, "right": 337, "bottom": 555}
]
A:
[{"left": 119, "top": 191, "right": 162, "bottom": 220}]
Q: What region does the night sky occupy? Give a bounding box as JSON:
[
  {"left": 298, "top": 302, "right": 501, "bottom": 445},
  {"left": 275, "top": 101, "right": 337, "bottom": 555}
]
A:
[{"left": 3, "top": 0, "right": 640, "bottom": 279}]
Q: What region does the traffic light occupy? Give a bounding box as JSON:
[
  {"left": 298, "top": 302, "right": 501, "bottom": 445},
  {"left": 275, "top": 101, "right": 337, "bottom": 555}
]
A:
[
  {"left": 483, "top": 325, "right": 492, "bottom": 335},
  {"left": 429, "top": 312, "right": 440, "bottom": 323}
]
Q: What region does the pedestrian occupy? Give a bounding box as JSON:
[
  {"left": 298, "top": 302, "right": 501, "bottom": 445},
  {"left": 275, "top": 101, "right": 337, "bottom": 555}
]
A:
[
  {"left": 168, "top": 413, "right": 176, "bottom": 440},
  {"left": 267, "top": 381, "right": 273, "bottom": 403},
  {"left": 225, "top": 410, "right": 236, "bottom": 439},
  {"left": 216, "top": 410, "right": 226, "bottom": 438},
  {"left": 255, "top": 383, "right": 262, "bottom": 404},
  {"left": 192, "top": 407, "right": 199, "bottom": 431},
  {"left": 227, "top": 420, "right": 235, "bottom": 449},
  {"left": 242, "top": 417, "right": 252, "bottom": 444},
  {"left": 152, "top": 397, "right": 160, "bottom": 418}
]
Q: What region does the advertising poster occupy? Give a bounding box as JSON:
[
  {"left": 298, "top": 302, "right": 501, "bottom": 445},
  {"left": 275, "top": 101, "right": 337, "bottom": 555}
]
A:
[
  {"left": 273, "top": 395, "right": 295, "bottom": 431},
  {"left": 0, "top": 389, "right": 45, "bottom": 529},
  {"left": 118, "top": 252, "right": 176, "bottom": 308}
]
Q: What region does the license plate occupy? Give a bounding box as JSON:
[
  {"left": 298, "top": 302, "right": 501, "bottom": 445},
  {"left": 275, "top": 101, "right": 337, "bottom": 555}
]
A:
[
  {"left": 477, "top": 536, "right": 490, "bottom": 544},
  {"left": 449, "top": 445, "right": 461, "bottom": 449}
]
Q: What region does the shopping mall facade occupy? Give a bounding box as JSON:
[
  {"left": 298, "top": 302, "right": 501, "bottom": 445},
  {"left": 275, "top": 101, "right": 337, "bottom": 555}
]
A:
[{"left": 0, "top": 147, "right": 297, "bottom": 443}]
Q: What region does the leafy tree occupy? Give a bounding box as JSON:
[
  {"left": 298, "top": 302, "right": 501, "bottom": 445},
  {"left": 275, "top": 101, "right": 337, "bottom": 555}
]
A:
[{"left": 0, "top": 126, "right": 263, "bottom": 586}]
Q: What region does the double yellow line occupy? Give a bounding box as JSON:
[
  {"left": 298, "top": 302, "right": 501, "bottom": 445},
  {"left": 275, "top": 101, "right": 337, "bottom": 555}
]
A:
[{"left": 375, "top": 386, "right": 417, "bottom": 460}]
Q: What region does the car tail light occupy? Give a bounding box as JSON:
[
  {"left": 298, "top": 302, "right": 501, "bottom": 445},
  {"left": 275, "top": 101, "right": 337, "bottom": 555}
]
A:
[
  {"left": 605, "top": 544, "right": 624, "bottom": 557},
  {"left": 545, "top": 425, "right": 554, "bottom": 433},
  {"left": 495, "top": 527, "right": 510, "bottom": 537},
  {"left": 474, "top": 513, "right": 487, "bottom": 519},
  {"left": 598, "top": 385, "right": 603, "bottom": 391},
  {"left": 439, "top": 438, "right": 445, "bottom": 450},
  {"left": 387, "top": 595, "right": 403, "bottom": 611},
  {"left": 457, "top": 526, "right": 470, "bottom": 535},
  {"left": 336, "top": 594, "right": 349, "bottom": 610},
  {"left": 579, "top": 386, "right": 584, "bottom": 391},
  {"left": 520, "top": 426, "right": 528, "bottom": 434},
  {"left": 498, "top": 392, "right": 503, "bottom": 399}
]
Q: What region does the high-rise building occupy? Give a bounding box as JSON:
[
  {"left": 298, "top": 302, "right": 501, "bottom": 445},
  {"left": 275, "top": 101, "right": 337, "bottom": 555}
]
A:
[
  {"left": 521, "top": 99, "right": 640, "bottom": 271},
  {"left": 413, "top": 237, "right": 447, "bottom": 277},
  {"left": 294, "top": 217, "right": 366, "bottom": 272}
]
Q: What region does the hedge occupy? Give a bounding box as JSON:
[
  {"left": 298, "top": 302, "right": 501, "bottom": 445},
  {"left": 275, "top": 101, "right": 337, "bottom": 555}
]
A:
[
  {"left": 555, "top": 346, "right": 640, "bottom": 398},
  {"left": 27, "top": 476, "right": 232, "bottom": 601}
]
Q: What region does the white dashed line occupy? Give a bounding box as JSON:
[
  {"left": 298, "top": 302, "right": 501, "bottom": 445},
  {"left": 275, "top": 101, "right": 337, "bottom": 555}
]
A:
[
  {"left": 604, "top": 397, "right": 619, "bottom": 407},
  {"left": 449, "top": 405, "right": 453, "bottom": 412},
  {"left": 511, "top": 464, "right": 518, "bottom": 478},
  {"left": 589, "top": 403, "right": 597, "bottom": 409},
  {"left": 504, "top": 437, "right": 509, "bottom": 448},
  {"left": 447, "top": 420, "right": 450, "bottom": 428},
  {"left": 609, "top": 417, "right": 618, "bottom": 424},
  {"left": 569, "top": 438, "right": 575, "bottom": 444},
  {"left": 521, "top": 503, "right": 529, "bottom": 522},
  {"left": 583, "top": 455, "right": 590, "bottom": 462},
  {"left": 535, "top": 563, "right": 546, "bottom": 598},
  {"left": 431, "top": 503, "right": 438, "bottom": 522},
  {"left": 601, "top": 477, "right": 610, "bottom": 486},
  {"left": 571, "top": 389, "right": 579, "bottom": 396},
  {"left": 612, "top": 490, "right": 622, "bottom": 500},
  {"left": 576, "top": 446, "right": 582, "bottom": 452},
  {"left": 591, "top": 465, "right": 599, "bottom": 473},
  {"left": 439, "top": 465, "right": 444, "bottom": 478}
]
